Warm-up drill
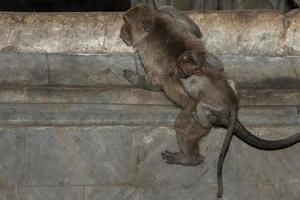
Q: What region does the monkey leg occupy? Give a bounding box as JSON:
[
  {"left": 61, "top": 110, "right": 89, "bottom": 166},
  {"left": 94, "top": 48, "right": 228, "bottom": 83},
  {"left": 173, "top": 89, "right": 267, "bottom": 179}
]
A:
[
  {"left": 193, "top": 102, "right": 224, "bottom": 129},
  {"left": 161, "top": 105, "right": 211, "bottom": 166}
]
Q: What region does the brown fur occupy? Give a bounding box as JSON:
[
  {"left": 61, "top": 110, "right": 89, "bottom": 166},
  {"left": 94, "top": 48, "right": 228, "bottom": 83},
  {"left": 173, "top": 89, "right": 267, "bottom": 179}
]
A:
[
  {"left": 120, "top": 4, "right": 300, "bottom": 198},
  {"left": 177, "top": 51, "right": 238, "bottom": 197}
]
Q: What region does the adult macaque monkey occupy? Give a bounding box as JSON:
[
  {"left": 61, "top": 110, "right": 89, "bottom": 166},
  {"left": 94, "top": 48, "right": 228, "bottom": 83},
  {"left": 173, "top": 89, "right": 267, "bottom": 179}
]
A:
[{"left": 120, "top": 4, "right": 300, "bottom": 197}]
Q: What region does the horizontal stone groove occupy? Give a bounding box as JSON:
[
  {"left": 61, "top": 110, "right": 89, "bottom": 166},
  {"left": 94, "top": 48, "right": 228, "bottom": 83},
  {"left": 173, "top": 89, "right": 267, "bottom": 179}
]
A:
[
  {"left": 0, "top": 87, "right": 299, "bottom": 106},
  {"left": 0, "top": 103, "right": 299, "bottom": 126}
]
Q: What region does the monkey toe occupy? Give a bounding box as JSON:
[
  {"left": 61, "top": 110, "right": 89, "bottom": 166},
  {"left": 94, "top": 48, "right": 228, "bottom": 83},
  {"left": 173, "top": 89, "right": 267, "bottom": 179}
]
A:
[
  {"left": 161, "top": 151, "right": 177, "bottom": 164},
  {"left": 217, "top": 190, "right": 223, "bottom": 198},
  {"left": 163, "top": 150, "right": 177, "bottom": 156},
  {"left": 161, "top": 151, "right": 204, "bottom": 166}
]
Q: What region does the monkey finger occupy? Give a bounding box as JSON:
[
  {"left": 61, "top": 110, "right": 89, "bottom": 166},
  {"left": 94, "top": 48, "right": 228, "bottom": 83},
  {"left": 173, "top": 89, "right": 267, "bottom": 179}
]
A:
[
  {"left": 122, "top": 70, "right": 140, "bottom": 84},
  {"left": 161, "top": 151, "right": 176, "bottom": 163},
  {"left": 163, "top": 150, "right": 178, "bottom": 156}
]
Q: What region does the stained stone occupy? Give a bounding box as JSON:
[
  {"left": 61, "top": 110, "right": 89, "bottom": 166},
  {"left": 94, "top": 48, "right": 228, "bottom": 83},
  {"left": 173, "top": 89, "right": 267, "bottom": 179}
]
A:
[
  {"left": 48, "top": 53, "right": 136, "bottom": 86},
  {"left": 18, "top": 187, "right": 83, "bottom": 200},
  {"left": 26, "top": 126, "right": 134, "bottom": 185},
  {"left": 0, "top": 128, "right": 27, "bottom": 186},
  {"left": 0, "top": 52, "right": 48, "bottom": 86}
]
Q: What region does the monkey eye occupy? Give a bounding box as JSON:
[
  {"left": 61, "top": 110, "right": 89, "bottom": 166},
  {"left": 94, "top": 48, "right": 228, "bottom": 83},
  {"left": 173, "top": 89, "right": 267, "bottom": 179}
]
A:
[{"left": 195, "top": 68, "right": 202, "bottom": 72}]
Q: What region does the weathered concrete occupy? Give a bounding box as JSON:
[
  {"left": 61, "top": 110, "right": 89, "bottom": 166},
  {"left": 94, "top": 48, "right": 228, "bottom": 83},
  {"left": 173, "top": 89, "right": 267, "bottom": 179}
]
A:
[
  {"left": 190, "top": 10, "right": 287, "bottom": 56},
  {"left": 48, "top": 53, "right": 136, "bottom": 86},
  {"left": 0, "top": 128, "right": 27, "bottom": 186},
  {"left": 222, "top": 56, "right": 299, "bottom": 88},
  {"left": 0, "top": 12, "right": 107, "bottom": 54},
  {"left": 0, "top": 52, "right": 299, "bottom": 87},
  {"left": 0, "top": 103, "right": 299, "bottom": 127},
  {"left": 18, "top": 187, "right": 83, "bottom": 200},
  {"left": 0, "top": 10, "right": 300, "bottom": 56},
  {"left": 46, "top": 54, "right": 300, "bottom": 88},
  {"left": 0, "top": 52, "right": 48, "bottom": 86},
  {"left": 27, "top": 127, "right": 133, "bottom": 185},
  {"left": 84, "top": 183, "right": 299, "bottom": 200},
  {"left": 0, "top": 87, "right": 299, "bottom": 106},
  {"left": 0, "top": 126, "right": 299, "bottom": 199}
]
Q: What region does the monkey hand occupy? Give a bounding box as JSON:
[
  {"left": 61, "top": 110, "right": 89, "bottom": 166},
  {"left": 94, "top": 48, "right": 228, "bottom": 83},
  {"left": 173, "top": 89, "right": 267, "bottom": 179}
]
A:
[
  {"left": 122, "top": 70, "right": 142, "bottom": 84},
  {"left": 123, "top": 70, "right": 162, "bottom": 91}
]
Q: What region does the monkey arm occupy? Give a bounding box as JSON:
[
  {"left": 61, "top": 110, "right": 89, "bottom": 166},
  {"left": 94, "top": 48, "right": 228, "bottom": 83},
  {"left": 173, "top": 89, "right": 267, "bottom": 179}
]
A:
[{"left": 161, "top": 77, "right": 194, "bottom": 108}]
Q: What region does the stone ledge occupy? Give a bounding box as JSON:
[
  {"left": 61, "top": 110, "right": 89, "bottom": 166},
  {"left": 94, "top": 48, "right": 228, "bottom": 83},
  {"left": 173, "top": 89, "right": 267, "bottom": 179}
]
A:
[
  {"left": 0, "top": 103, "right": 299, "bottom": 126},
  {"left": 0, "top": 10, "right": 300, "bottom": 56},
  {"left": 0, "top": 52, "right": 299, "bottom": 88},
  {"left": 0, "top": 87, "right": 299, "bottom": 106}
]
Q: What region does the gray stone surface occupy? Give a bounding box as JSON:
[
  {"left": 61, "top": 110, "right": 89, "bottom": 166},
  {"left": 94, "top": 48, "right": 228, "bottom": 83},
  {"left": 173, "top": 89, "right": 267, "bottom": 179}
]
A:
[
  {"left": 190, "top": 10, "right": 287, "bottom": 56},
  {"left": 0, "top": 104, "right": 178, "bottom": 126},
  {"left": 0, "top": 52, "right": 48, "bottom": 86},
  {"left": 84, "top": 183, "right": 299, "bottom": 200},
  {"left": 239, "top": 89, "right": 300, "bottom": 106},
  {"left": 48, "top": 53, "right": 136, "bottom": 86},
  {"left": 0, "top": 125, "right": 299, "bottom": 199},
  {"left": 0, "top": 10, "right": 300, "bottom": 56},
  {"left": 0, "top": 51, "right": 299, "bottom": 87},
  {"left": 223, "top": 56, "right": 299, "bottom": 88},
  {"left": 0, "top": 128, "right": 27, "bottom": 186},
  {"left": 0, "top": 12, "right": 106, "bottom": 54},
  {"left": 286, "top": 12, "right": 300, "bottom": 55},
  {"left": 18, "top": 186, "right": 83, "bottom": 200},
  {"left": 0, "top": 87, "right": 299, "bottom": 106},
  {"left": 0, "top": 87, "right": 172, "bottom": 105},
  {"left": 236, "top": 127, "right": 300, "bottom": 186},
  {"left": 0, "top": 103, "right": 299, "bottom": 126},
  {"left": 26, "top": 126, "right": 133, "bottom": 185},
  {"left": 291, "top": 56, "right": 300, "bottom": 80}
]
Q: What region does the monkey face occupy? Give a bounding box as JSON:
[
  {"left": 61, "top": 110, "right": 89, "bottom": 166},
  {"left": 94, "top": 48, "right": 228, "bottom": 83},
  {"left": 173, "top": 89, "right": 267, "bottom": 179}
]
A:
[
  {"left": 177, "top": 50, "right": 208, "bottom": 77},
  {"left": 120, "top": 5, "right": 154, "bottom": 47},
  {"left": 177, "top": 52, "right": 199, "bottom": 76},
  {"left": 120, "top": 18, "right": 133, "bottom": 46}
]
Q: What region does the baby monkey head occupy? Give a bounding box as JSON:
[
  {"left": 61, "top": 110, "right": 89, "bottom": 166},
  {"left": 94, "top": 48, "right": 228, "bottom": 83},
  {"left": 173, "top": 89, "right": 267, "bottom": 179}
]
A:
[{"left": 176, "top": 51, "right": 207, "bottom": 77}]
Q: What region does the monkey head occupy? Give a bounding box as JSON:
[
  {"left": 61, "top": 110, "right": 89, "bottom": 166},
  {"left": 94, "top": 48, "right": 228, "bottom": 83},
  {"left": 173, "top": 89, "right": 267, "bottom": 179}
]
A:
[
  {"left": 177, "top": 51, "right": 206, "bottom": 77},
  {"left": 120, "top": 4, "right": 155, "bottom": 46}
]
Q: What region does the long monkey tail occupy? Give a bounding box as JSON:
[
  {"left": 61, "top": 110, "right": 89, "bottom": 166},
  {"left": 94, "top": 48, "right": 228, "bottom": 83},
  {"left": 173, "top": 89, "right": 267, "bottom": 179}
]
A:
[
  {"left": 216, "top": 108, "right": 237, "bottom": 198},
  {"left": 234, "top": 120, "right": 300, "bottom": 150}
]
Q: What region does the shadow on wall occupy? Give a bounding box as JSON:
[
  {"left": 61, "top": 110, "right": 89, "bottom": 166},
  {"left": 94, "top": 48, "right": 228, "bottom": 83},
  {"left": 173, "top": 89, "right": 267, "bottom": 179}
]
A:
[
  {"left": 131, "top": 0, "right": 299, "bottom": 13},
  {"left": 0, "top": 0, "right": 131, "bottom": 12},
  {"left": 1, "top": 0, "right": 298, "bottom": 12}
]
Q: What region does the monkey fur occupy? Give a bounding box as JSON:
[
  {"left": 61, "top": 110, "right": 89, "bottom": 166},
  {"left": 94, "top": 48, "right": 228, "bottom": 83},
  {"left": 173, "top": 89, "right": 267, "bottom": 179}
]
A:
[
  {"left": 120, "top": 4, "right": 300, "bottom": 197},
  {"left": 177, "top": 50, "right": 238, "bottom": 197}
]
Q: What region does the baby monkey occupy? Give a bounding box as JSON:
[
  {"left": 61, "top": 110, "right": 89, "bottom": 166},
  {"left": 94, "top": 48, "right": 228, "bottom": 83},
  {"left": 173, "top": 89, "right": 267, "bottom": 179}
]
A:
[
  {"left": 176, "top": 50, "right": 238, "bottom": 198},
  {"left": 176, "top": 51, "right": 238, "bottom": 127}
]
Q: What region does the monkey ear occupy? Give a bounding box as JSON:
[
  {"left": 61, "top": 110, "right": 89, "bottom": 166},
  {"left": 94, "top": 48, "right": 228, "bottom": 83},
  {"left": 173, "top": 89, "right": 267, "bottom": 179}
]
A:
[{"left": 142, "top": 19, "right": 152, "bottom": 32}]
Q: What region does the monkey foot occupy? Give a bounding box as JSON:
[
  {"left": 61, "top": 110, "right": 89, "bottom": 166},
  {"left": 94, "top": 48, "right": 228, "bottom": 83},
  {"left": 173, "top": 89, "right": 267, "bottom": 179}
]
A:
[{"left": 161, "top": 150, "right": 203, "bottom": 166}]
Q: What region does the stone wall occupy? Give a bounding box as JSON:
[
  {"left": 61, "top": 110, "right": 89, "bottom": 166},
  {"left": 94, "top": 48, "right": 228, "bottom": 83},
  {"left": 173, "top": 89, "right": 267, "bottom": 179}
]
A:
[
  {"left": 0, "top": 10, "right": 300, "bottom": 200},
  {"left": 1, "top": 10, "right": 300, "bottom": 55}
]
